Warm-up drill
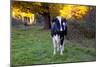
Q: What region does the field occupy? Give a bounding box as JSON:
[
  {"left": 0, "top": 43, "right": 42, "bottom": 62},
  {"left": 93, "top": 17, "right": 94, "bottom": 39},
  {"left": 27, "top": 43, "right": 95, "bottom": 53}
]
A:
[{"left": 11, "top": 26, "right": 96, "bottom": 66}]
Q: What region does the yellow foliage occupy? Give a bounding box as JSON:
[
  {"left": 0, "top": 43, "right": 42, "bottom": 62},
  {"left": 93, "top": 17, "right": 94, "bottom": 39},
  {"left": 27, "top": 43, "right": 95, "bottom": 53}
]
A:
[
  {"left": 12, "top": 4, "right": 89, "bottom": 21},
  {"left": 12, "top": 7, "right": 35, "bottom": 24},
  {"left": 12, "top": 7, "right": 34, "bottom": 18},
  {"left": 60, "top": 5, "right": 89, "bottom": 20}
]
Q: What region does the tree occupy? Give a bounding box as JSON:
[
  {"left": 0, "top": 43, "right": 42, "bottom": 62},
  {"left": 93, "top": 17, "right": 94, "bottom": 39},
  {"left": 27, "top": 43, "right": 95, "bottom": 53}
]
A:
[
  {"left": 12, "top": 1, "right": 51, "bottom": 29},
  {"left": 12, "top": 1, "right": 92, "bottom": 29}
]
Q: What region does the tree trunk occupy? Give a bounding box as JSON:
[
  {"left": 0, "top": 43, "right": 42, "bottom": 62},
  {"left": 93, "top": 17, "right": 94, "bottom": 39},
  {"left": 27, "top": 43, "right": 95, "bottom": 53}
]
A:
[
  {"left": 43, "top": 12, "right": 51, "bottom": 29},
  {"left": 41, "top": 5, "right": 51, "bottom": 29}
]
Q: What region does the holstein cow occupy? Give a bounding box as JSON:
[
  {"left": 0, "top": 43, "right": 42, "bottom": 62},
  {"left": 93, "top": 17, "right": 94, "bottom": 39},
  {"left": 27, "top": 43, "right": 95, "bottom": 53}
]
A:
[{"left": 51, "top": 16, "right": 67, "bottom": 55}]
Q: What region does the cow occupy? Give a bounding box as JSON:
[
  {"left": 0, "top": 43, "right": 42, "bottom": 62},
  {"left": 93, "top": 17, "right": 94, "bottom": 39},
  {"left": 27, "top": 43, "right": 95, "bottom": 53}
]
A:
[{"left": 51, "top": 16, "right": 68, "bottom": 55}]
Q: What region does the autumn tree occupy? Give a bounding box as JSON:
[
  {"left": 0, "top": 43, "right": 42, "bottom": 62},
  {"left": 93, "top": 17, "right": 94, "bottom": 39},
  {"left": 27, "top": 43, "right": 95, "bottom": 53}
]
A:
[{"left": 12, "top": 1, "right": 95, "bottom": 31}]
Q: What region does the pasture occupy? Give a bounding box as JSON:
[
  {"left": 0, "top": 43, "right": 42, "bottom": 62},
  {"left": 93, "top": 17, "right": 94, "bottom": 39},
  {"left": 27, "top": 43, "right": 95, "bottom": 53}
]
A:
[{"left": 11, "top": 26, "right": 96, "bottom": 66}]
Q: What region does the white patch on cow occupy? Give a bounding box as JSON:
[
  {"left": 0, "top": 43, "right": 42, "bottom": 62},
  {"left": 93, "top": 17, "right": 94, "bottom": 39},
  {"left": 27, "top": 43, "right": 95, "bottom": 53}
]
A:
[
  {"left": 57, "top": 16, "right": 63, "bottom": 31},
  {"left": 60, "top": 45, "right": 63, "bottom": 55},
  {"left": 52, "top": 34, "right": 60, "bottom": 55},
  {"left": 52, "top": 37, "right": 56, "bottom": 55},
  {"left": 60, "top": 41, "right": 65, "bottom": 55},
  {"left": 63, "top": 22, "right": 65, "bottom": 26},
  {"left": 63, "top": 22, "right": 66, "bottom": 30}
]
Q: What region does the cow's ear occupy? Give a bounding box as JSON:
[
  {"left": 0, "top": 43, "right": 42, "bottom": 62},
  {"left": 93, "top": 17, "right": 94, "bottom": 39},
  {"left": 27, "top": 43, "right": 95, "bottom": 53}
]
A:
[{"left": 52, "top": 19, "right": 54, "bottom": 22}]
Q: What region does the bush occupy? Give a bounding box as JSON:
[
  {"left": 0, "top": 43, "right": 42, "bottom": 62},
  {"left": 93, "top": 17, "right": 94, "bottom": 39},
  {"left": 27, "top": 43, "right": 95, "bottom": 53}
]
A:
[{"left": 66, "top": 19, "right": 95, "bottom": 39}]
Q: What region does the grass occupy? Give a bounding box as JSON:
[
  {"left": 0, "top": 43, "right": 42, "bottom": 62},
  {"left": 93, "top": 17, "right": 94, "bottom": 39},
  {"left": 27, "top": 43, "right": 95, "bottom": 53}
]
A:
[{"left": 11, "top": 26, "right": 96, "bottom": 66}]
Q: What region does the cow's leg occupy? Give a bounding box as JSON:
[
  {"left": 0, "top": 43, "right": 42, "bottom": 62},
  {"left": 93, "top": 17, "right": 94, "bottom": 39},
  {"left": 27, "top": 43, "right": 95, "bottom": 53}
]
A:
[
  {"left": 56, "top": 35, "right": 60, "bottom": 52},
  {"left": 62, "top": 40, "right": 65, "bottom": 52},
  {"left": 52, "top": 36, "right": 57, "bottom": 55},
  {"left": 62, "top": 36, "right": 65, "bottom": 52},
  {"left": 60, "top": 35, "right": 64, "bottom": 55}
]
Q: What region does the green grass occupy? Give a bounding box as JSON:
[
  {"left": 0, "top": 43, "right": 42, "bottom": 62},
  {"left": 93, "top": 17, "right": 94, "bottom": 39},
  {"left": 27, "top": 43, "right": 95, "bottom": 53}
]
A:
[{"left": 11, "top": 26, "right": 96, "bottom": 66}]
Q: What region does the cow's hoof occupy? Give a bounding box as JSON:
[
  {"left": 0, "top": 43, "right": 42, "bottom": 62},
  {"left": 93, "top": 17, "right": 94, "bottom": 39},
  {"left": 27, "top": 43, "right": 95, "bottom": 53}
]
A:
[
  {"left": 53, "top": 52, "right": 56, "bottom": 55},
  {"left": 60, "top": 52, "right": 63, "bottom": 55}
]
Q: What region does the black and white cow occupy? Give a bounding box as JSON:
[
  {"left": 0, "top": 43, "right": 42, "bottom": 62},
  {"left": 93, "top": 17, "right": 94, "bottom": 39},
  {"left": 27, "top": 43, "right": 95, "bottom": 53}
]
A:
[{"left": 51, "top": 16, "right": 68, "bottom": 55}]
